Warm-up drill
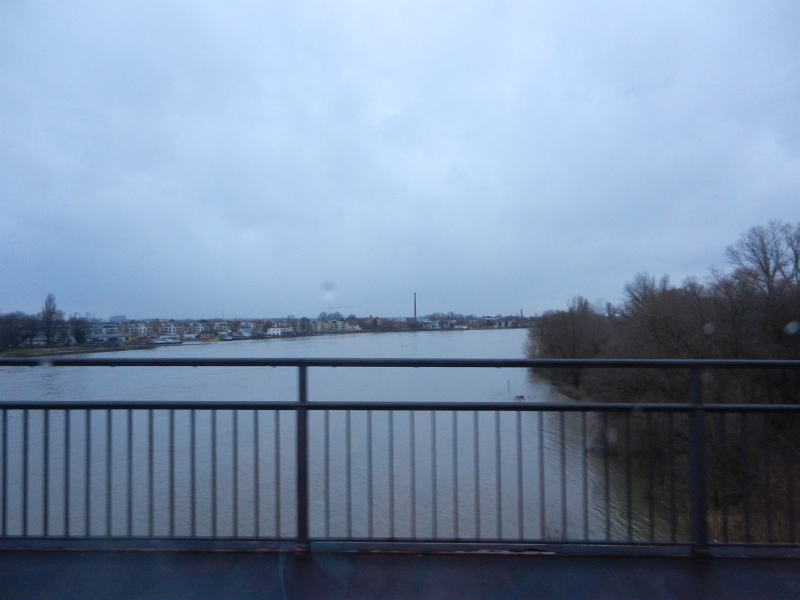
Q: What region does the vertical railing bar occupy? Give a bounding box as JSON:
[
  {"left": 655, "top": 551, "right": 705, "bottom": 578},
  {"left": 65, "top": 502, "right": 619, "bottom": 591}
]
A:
[
  {"left": 389, "top": 410, "right": 394, "bottom": 539},
  {"left": 233, "top": 409, "right": 239, "bottom": 538},
  {"left": 603, "top": 412, "right": 610, "bottom": 541},
  {"left": 582, "top": 411, "right": 588, "bottom": 541},
  {"left": 105, "top": 409, "right": 111, "bottom": 537},
  {"left": 668, "top": 412, "right": 676, "bottom": 542},
  {"left": 84, "top": 409, "right": 90, "bottom": 537},
  {"left": 560, "top": 411, "right": 567, "bottom": 541},
  {"left": 762, "top": 412, "right": 771, "bottom": 543},
  {"left": 211, "top": 410, "right": 217, "bottom": 538},
  {"left": 410, "top": 410, "right": 416, "bottom": 539},
  {"left": 647, "top": 412, "right": 654, "bottom": 543},
  {"left": 190, "top": 409, "right": 196, "bottom": 538},
  {"left": 2, "top": 409, "right": 7, "bottom": 537},
  {"left": 44, "top": 409, "right": 50, "bottom": 537},
  {"left": 473, "top": 410, "right": 480, "bottom": 539},
  {"left": 496, "top": 410, "right": 502, "bottom": 540},
  {"left": 743, "top": 412, "right": 751, "bottom": 543},
  {"left": 346, "top": 409, "right": 352, "bottom": 539},
  {"left": 22, "top": 409, "right": 29, "bottom": 537},
  {"left": 253, "top": 410, "right": 260, "bottom": 539},
  {"left": 324, "top": 409, "right": 330, "bottom": 538},
  {"left": 275, "top": 409, "right": 281, "bottom": 538},
  {"left": 689, "top": 368, "right": 708, "bottom": 555},
  {"left": 452, "top": 410, "right": 458, "bottom": 540},
  {"left": 64, "top": 410, "right": 70, "bottom": 537},
  {"left": 517, "top": 410, "right": 524, "bottom": 541},
  {"left": 367, "top": 410, "right": 373, "bottom": 538},
  {"left": 148, "top": 409, "right": 154, "bottom": 537},
  {"left": 720, "top": 412, "right": 729, "bottom": 543},
  {"left": 539, "top": 411, "right": 546, "bottom": 540},
  {"left": 625, "top": 412, "right": 632, "bottom": 542},
  {"left": 127, "top": 409, "right": 133, "bottom": 537},
  {"left": 296, "top": 366, "right": 309, "bottom": 549},
  {"left": 432, "top": 411, "right": 437, "bottom": 539},
  {"left": 169, "top": 409, "right": 175, "bottom": 538},
  {"left": 787, "top": 413, "right": 796, "bottom": 545}
]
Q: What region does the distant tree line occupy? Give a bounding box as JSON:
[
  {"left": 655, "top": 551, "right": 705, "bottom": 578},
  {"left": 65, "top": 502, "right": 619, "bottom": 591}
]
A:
[
  {"left": 528, "top": 220, "right": 800, "bottom": 404},
  {"left": 0, "top": 294, "right": 89, "bottom": 351}
]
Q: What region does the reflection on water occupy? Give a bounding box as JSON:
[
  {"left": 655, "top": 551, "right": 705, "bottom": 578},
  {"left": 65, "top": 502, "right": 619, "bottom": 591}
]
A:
[
  {"left": 308, "top": 408, "right": 678, "bottom": 541},
  {"left": 0, "top": 330, "right": 683, "bottom": 541}
]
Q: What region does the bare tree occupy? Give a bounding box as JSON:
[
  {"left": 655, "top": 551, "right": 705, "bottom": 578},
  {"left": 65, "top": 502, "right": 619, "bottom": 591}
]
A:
[
  {"left": 0, "top": 312, "right": 25, "bottom": 349},
  {"left": 527, "top": 296, "right": 609, "bottom": 387},
  {"left": 68, "top": 317, "right": 89, "bottom": 345},
  {"left": 40, "top": 293, "right": 63, "bottom": 347},
  {"left": 725, "top": 221, "right": 792, "bottom": 300},
  {"left": 20, "top": 313, "right": 40, "bottom": 347},
  {"left": 784, "top": 223, "right": 800, "bottom": 287}
]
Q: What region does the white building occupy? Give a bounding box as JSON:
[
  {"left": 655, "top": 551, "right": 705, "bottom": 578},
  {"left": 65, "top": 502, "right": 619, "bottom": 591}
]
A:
[
  {"left": 186, "top": 322, "right": 204, "bottom": 335},
  {"left": 238, "top": 322, "right": 257, "bottom": 337},
  {"left": 329, "top": 320, "right": 347, "bottom": 331},
  {"left": 159, "top": 322, "right": 177, "bottom": 336},
  {"left": 99, "top": 322, "right": 118, "bottom": 335},
  {"left": 267, "top": 326, "right": 294, "bottom": 336},
  {"left": 129, "top": 322, "right": 153, "bottom": 336}
]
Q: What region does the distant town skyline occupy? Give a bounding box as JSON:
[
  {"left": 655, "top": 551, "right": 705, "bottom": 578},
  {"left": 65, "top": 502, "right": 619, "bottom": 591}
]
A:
[
  {"left": 60, "top": 304, "right": 525, "bottom": 324},
  {"left": 2, "top": 1, "right": 798, "bottom": 319}
]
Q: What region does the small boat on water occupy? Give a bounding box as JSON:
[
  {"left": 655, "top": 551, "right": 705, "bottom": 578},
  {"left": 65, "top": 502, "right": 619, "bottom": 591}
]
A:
[{"left": 155, "top": 335, "right": 183, "bottom": 345}]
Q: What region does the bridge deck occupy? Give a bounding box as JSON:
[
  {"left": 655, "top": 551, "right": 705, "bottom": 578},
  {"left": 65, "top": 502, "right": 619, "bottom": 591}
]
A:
[{"left": 1, "top": 551, "right": 799, "bottom": 599}]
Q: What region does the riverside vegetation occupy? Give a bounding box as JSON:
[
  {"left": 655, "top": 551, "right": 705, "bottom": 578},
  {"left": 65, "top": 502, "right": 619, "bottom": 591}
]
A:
[{"left": 527, "top": 221, "right": 800, "bottom": 543}]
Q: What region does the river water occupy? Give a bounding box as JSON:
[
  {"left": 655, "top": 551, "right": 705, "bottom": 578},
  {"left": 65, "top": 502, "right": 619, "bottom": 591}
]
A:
[{"left": 0, "top": 330, "right": 676, "bottom": 543}]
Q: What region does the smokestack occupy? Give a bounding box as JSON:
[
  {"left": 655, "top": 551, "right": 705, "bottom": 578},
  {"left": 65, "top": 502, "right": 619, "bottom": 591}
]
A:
[{"left": 414, "top": 292, "right": 417, "bottom": 321}]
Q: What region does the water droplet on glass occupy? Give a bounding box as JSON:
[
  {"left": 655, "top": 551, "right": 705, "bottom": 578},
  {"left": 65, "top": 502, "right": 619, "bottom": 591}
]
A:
[
  {"left": 785, "top": 321, "right": 800, "bottom": 336},
  {"left": 321, "top": 281, "right": 337, "bottom": 304},
  {"left": 703, "top": 323, "right": 715, "bottom": 335}
]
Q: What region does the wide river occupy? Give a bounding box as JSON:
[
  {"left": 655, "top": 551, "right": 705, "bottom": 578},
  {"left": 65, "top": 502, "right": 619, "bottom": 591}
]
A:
[{"left": 1, "top": 330, "right": 671, "bottom": 543}]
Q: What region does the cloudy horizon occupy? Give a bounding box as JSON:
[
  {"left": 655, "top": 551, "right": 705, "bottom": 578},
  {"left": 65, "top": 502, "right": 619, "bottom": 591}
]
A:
[{"left": 2, "top": 1, "right": 799, "bottom": 320}]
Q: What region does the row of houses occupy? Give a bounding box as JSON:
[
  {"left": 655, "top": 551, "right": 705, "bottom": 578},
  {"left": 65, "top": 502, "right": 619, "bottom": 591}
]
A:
[
  {"left": 86, "top": 318, "right": 364, "bottom": 342},
  {"left": 82, "top": 314, "right": 527, "bottom": 344},
  {"left": 417, "top": 317, "right": 525, "bottom": 330},
  {"left": 89, "top": 320, "right": 284, "bottom": 341}
]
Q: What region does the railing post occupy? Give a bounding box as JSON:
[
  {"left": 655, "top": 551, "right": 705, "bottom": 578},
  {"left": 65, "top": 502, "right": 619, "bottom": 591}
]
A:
[
  {"left": 689, "top": 368, "right": 708, "bottom": 556},
  {"left": 297, "top": 365, "right": 309, "bottom": 552}
]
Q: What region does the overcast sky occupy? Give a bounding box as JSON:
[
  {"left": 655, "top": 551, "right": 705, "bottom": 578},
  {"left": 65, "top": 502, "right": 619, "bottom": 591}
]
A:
[{"left": 2, "top": 0, "right": 799, "bottom": 319}]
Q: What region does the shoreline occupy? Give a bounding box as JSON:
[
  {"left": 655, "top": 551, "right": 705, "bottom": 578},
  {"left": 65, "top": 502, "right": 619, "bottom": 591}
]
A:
[
  {"left": 0, "top": 345, "right": 158, "bottom": 358},
  {"left": 0, "top": 327, "right": 525, "bottom": 358}
]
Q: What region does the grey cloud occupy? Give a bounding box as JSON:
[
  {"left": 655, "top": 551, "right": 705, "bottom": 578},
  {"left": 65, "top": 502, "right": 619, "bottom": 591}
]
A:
[{"left": 1, "top": 0, "right": 799, "bottom": 318}]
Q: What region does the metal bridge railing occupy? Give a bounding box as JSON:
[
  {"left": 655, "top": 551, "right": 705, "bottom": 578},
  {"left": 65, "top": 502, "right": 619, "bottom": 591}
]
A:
[{"left": 0, "top": 357, "right": 799, "bottom": 555}]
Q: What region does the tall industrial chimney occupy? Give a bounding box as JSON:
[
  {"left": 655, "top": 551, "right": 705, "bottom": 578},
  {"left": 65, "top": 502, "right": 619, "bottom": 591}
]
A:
[{"left": 414, "top": 292, "right": 417, "bottom": 321}]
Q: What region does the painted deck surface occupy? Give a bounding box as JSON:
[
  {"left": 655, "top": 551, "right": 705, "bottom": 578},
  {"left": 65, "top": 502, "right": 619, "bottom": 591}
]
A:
[{"left": 1, "top": 551, "right": 799, "bottom": 599}]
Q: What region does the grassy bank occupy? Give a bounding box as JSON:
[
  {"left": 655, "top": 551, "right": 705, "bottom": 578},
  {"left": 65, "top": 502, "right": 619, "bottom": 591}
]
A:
[{"left": 0, "top": 344, "right": 155, "bottom": 358}]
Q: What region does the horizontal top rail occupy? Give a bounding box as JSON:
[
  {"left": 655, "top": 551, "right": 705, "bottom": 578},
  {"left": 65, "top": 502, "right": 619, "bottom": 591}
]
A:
[
  {"left": 2, "top": 400, "right": 800, "bottom": 411},
  {"left": 2, "top": 357, "right": 800, "bottom": 368}
]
